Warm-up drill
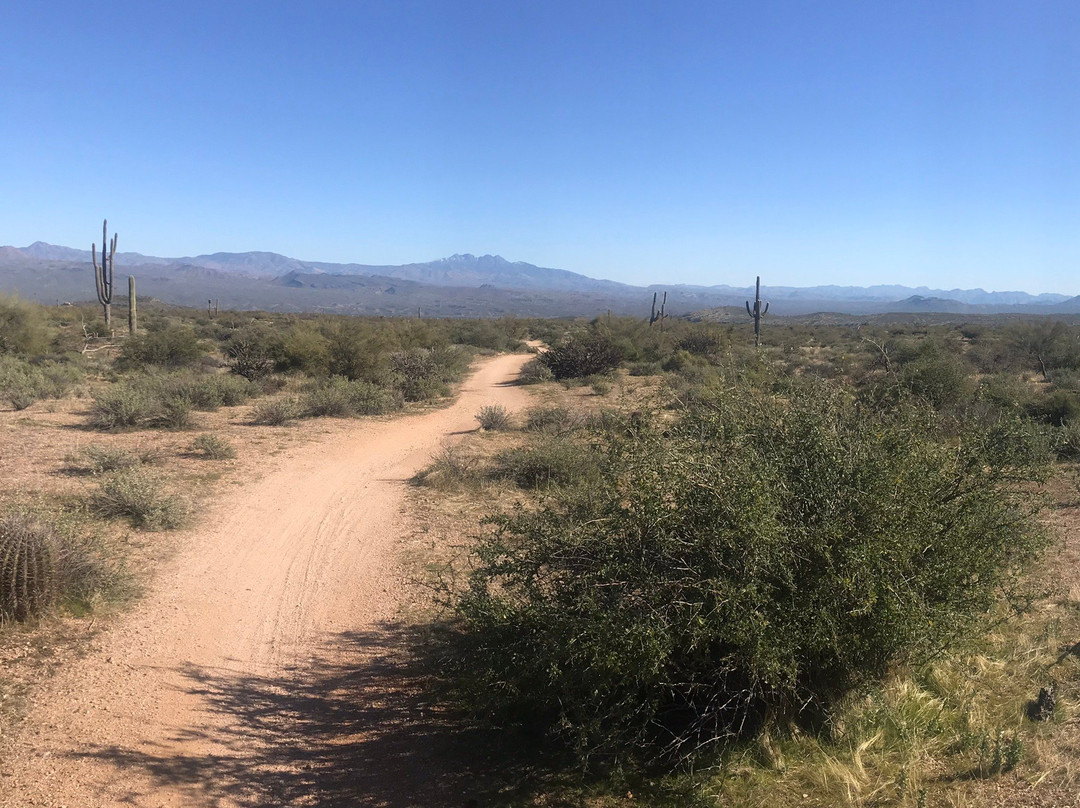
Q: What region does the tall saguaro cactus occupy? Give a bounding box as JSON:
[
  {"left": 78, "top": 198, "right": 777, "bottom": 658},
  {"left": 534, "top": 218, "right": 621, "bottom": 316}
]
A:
[
  {"left": 650, "top": 291, "right": 667, "bottom": 331},
  {"left": 128, "top": 276, "right": 137, "bottom": 334},
  {"left": 745, "top": 275, "right": 769, "bottom": 347},
  {"left": 92, "top": 219, "right": 118, "bottom": 328}
]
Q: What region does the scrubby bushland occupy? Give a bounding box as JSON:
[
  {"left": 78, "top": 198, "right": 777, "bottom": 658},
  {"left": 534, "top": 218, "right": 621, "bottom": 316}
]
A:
[
  {"left": 0, "top": 355, "right": 83, "bottom": 410},
  {"left": 300, "top": 376, "right": 403, "bottom": 417},
  {"left": 450, "top": 379, "right": 1050, "bottom": 764},
  {"left": 119, "top": 324, "right": 203, "bottom": 367},
  {"left": 0, "top": 296, "right": 49, "bottom": 356},
  {"left": 539, "top": 330, "right": 623, "bottom": 380},
  {"left": 89, "top": 372, "right": 256, "bottom": 430}
]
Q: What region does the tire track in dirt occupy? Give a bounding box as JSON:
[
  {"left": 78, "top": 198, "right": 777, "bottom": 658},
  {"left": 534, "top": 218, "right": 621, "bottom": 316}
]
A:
[{"left": 0, "top": 352, "right": 534, "bottom": 808}]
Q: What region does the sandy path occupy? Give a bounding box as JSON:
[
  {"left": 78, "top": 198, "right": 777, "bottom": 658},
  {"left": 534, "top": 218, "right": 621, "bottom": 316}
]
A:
[{"left": 1, "top": 352, "right": 533, "bottom": 808}]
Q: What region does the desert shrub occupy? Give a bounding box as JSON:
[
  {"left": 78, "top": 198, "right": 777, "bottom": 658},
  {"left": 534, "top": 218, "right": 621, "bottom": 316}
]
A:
[
  {"left": 275, "top": 324, "right": 331, "bottom": 375},
  {"left": 390, "top": 347, "right": 468, "bottom": 402},
  {"left": 898, "top": 350, "right": 973, "bottom": 409},
  {"left": 120, "top": 325, "right": 203, "bottom": 367},
  {"left": 227, "top": 330, "right": 275, "bottom": 381},
  {"left": 540, "top": 331, "right": 623, "bottom": 380},
  {"left": 90, "top": 381, "right": 159, "bottom": 429},
  {"left": 493, "top": 440, "right": 601, "bottom": 489},
  {"left": 77, "top": 445, "right": 158, "bottom": 474},
  {"left": 517, "top": 357, "right": 554, "bottom": 385},
  {"left": 475, "top": 404, "right": 511, "bottom": 431},
  {"left": 0, "top": 296, "right": 49, "bottom": 356},
  {"left": 0, "top": 356, "right": 82, "bottom": 410},
  {"left": 188, "top": 433, "right": 237, "bottom": 460},
  {"left": 525, "top": 405, "right": 588, "bottom": 435},
  {"left": 300, "top": 376, "right": 402, "bottom": 417},
  {"left": 301, "top": 376, "right": 356, "bottom": 417},
  {"left": 162, "top": 373, "right": 254, "bottom": 410},
  {"left": 413, "top": 445, "right": 480, "bottom": 489},
  {"left": 250, "top": 397, "right": 301, "bottom": 425},
  {"left": 91, "top": 468, "right": 190, "bottom": 530},
  {"left": 451, "top": 380, "right": 1050, "bottom": 763},
  {"left": 675, "top": 329, "right": 722, "bottom": 356},
  {"left": 1027, "top": 388, "right": 1080, "bottom": 427},
  {"left": 587, "top": 375, "right": 613, "bottom": 395},
  {"left": 153, "top": 394, "right": 196, "bottom": 430},
  {"left": 628, "top": 361, "right": 662, "bottom": 377}
]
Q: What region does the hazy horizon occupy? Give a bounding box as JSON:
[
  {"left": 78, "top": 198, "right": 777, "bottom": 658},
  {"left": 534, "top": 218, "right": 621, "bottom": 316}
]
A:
[{"left": 3, "top": 2, "right": 1077, "bottom": 296}]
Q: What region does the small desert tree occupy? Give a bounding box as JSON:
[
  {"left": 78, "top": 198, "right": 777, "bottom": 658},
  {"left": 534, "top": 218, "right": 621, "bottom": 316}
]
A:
[{"left": 450, "top": 379, "right": 1050, "bottom": 764}]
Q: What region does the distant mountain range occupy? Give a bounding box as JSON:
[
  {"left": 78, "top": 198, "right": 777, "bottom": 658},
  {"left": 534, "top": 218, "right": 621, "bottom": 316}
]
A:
[{"left": 1, "top": 241, "right": 1077, "bottom": 318}]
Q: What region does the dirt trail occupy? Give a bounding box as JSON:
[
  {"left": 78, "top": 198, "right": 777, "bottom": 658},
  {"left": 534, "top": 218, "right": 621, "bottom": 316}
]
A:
[{"left": 1, "top": 352, "right": 534, "bottom": 808}]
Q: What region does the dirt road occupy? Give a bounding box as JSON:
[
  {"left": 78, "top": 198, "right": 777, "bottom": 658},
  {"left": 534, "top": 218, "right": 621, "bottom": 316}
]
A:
[{"left": 1, "top": 352, "right": 534, "bottom": 808}]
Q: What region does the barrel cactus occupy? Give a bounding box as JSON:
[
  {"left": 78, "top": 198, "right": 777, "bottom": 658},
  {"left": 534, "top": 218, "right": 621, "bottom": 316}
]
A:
[{"left": 0, "top": 512, "right": 59, "bottom": 621}]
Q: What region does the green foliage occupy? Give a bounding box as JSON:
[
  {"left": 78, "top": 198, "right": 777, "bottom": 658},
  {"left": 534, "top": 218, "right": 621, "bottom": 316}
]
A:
[
  {"left": 0, "top": 355, "right": 82, "bottom": 410},
  {"left": 92, "top": 468, "right": 190, "bottom": 530},
  {"left": 120, "top": 324, "right": 203, "bottom": 367},
  {"left": 250, "top": 396, "right": 301, "bottom": 425},
  {"left": 451, "top": 380, "right": 1050, "bottom": 764},
  {"left": 188, "top": 433, "right": 237, "bottom": 460},
  {"left": 517, "top": 357, "right": 554, "bottom": 385},
  {"left": 90, "top": 381, "right": 159, "bottom": 429},
  {"left": 76, "top": 445, "right": 159, "bottom": 474},
  {"left": 300, "top": 375, "right": 403, "bottom": 417},
  {"left": 476, "top": 404, "right": 511, "bottom": 431},
  {"left": 540, "top": 330, "right": 623, "bottom": 380},
  {"left": 494, "top": 439, "right": 601, "bottom": 490},
  {"left": 0, "top": 295, "right": 49, "bottom": 356}
]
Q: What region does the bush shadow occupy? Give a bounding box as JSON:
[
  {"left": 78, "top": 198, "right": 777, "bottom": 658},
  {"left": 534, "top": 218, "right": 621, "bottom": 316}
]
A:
[{"left": 70, "top": 621, "right": 547, "bottom": 807}]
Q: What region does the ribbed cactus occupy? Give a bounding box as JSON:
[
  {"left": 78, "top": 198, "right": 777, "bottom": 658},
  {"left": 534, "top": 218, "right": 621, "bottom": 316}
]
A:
[
  {"left": 0, "top": 513, "right": 59, "bottom": 622},
  {"left": 745, "top": 275, "right": 769, "bottom": 347},
  {"left": 92, "top": 219, "right": 118, "bottom": 329},
  {"left": 650, "top": 291, "right": 667, "bottom": 330},
  {"left": 128, "top": 275, "right": 137, "bottom": 334}
]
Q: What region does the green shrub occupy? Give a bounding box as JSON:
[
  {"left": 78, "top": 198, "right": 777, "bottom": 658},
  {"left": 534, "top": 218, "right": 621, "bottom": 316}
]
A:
[
  {"left": 250, "top": 397, "right": 301, "bottom": 425},
  {"left": 494, "top": 440, "right": 601, "bottom": 489},
  {"left": 451, "top": 380, "right": 1050, "bottom": 763},
  {"left": 0, "top": 356, "right": 82, "bottom": 410},
  {"left": 92, "top": 468, "right": 190, "bottom": 530},
  {"left": 540, "top": 331, "right": 623, "bottom": 380},
  {"left": 300, "top": 376, "right": 403, "bottom": 418},
  {"left": 413, "top": 445, "right": 480, "bottom": 489},
  {"left": 188, "top": 433, "right": 237, "bottom": 460},
  {"left": 475, "top": 404, "right": 511, "bottom": 431},
  {"left": 525, "top": 405, "right": 588, "bottom": 435},
  {"left": 0, "top": 296, "right": 49, "bottom": 356},
  {"left": 227, "top": 331, "right": 274, "bottom": 381},
  {"left": 517, "top": 357, "right": 554, "bottom": 385},
  {"left": 154, "top": 394, "right": 196, "bottom": 430},
  {"left": 121, "top": 325, "right": 203, "bottom": 367},
  {"left": 77, "top": 445, "right": 157, "bottom": 474},
  {"left": 90, "top": 382, "right": 158, "bottom": 429}
]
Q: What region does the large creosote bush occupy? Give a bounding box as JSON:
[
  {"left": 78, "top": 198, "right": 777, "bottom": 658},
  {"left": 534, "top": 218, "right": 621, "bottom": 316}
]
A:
[
  {"left": 539, "top": 330, "right": 623, "bottom": 380},
  {"left": 451, "top": 380, "right": 1050, "bottom": 764}
]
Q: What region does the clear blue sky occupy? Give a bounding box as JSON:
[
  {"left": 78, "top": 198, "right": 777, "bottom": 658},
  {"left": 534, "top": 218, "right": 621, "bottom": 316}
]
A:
[{"left": 2, "top": 1, "right": 1077, "bottom": 293}]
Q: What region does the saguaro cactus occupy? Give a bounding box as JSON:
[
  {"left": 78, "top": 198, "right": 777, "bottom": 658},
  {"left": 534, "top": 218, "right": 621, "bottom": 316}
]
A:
[
  {"left": 128, "top": 276, "right": 137, "bottom": 334},
  {"left": 650, "top": 291, "right": 667, "bottom": 330},
  {"left": 745, "top": 275, "right": 769, "bottom": 347},
  {"left": 92, "top": 219, "right": 118, "bottom": 328}
]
